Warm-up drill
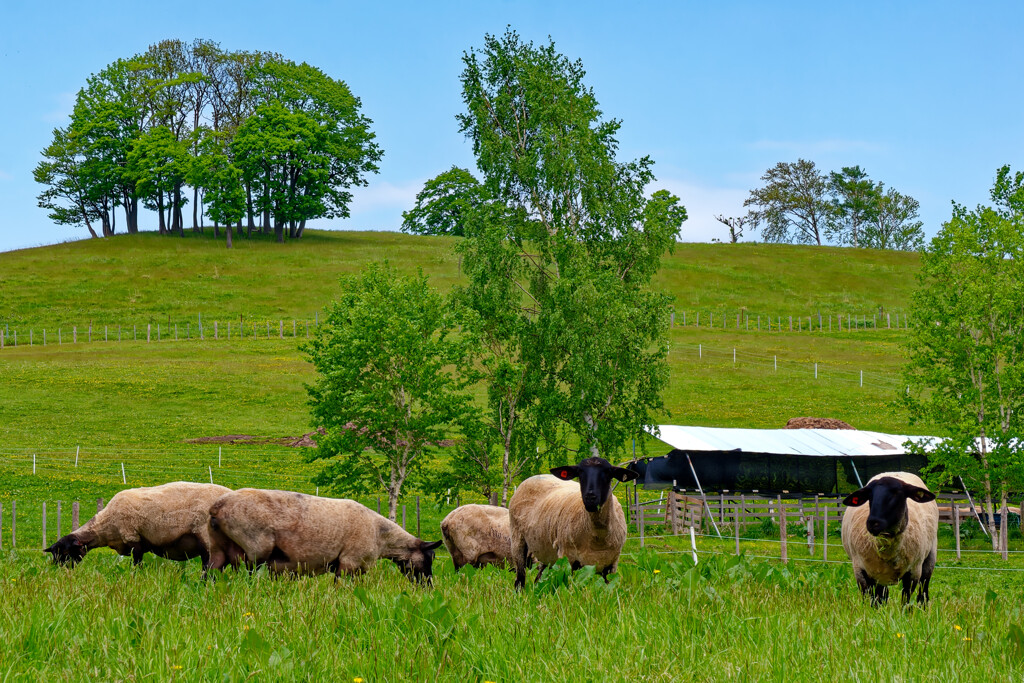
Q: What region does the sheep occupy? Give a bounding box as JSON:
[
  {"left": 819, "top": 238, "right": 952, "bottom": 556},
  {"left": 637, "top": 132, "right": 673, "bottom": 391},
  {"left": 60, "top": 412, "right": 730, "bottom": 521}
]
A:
[
  {"left": 440, "top": 504, "right": 515, "bottom": 571},
  {"left": 841, "top": 471, "right": 938, "bottom": 605},
  {"left": 207, "top": 488, "right": 443, "bottom": 583},
  {"left": 44, "top": 482, "right": 233, "bottom": 575},
  {"left": 509, "top": 456, "right": 638, "bottom": 589}
]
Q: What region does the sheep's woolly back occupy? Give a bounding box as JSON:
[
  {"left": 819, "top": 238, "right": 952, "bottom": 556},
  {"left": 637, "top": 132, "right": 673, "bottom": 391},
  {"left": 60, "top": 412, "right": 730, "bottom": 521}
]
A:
[
  {"left": 841, "top": 471, "right": 939, "bottom": 586},
  {"left": 440, "top": 504, "right": 512, "bottom": 568},
  {"left": 209, "top": 489, "right": 423, "bottom": 575},
  {"left": 78, "top": 482, "right": 231, "bottom": 550},
  {"left": 509, "top": 474, "right": 627, "bottom": 572}
]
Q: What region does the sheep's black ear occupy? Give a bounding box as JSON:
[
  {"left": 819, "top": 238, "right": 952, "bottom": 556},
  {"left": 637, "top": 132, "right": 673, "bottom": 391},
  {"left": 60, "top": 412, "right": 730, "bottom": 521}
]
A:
[
  {"left": 843, "top": 488, "right": 871, "bottom": 507},
  {"left": 43, "top": 545, "right": 55, "bottom": 555},
  {"left": 610, "top": 467, "right": 638, "bottom": 483},
  {"left": 422, "top": 540, "right": 443, "bottom": 551},
  {"left": 903, "top": 484, "right": 936, "bottom": 504},
  {"left": 551, "top": 466, "right": 580, "bottom": 481}
]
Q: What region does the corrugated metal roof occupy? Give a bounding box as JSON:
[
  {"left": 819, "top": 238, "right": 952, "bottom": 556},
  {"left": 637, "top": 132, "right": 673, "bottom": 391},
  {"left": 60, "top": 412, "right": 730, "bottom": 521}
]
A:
[{"left": 645, "top": 424, "right": 940, "bottom": 457}]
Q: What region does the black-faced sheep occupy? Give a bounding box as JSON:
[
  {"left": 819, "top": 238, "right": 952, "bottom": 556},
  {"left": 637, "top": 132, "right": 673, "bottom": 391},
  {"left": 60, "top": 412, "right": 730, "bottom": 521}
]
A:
[
  {"left": 207, "top": 488, "right": 443, "bottom": 583},
  {"left": 44, "top": 482, "right": 233, "bottom": 574},
  {"left": 509, "top": 456, "right": 637, "bottom": 589},
  {"left": 441, "top": 504, "right": 514, "bottom": 570},
  {"left": 841, "top": 471, "right": 938, "bottom": 605}
]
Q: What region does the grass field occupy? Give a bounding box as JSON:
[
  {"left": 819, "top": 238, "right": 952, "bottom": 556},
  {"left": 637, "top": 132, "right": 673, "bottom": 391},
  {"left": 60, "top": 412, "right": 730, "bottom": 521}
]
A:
[{"left": 5, "top": 231, "right": 1019, "bottom": 681}]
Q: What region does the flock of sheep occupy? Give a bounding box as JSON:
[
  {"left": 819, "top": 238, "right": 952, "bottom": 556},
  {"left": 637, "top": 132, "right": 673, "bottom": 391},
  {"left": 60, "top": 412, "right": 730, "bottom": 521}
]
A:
[{"left": 43, "top": 455, "right": 939, "bottom": 604}]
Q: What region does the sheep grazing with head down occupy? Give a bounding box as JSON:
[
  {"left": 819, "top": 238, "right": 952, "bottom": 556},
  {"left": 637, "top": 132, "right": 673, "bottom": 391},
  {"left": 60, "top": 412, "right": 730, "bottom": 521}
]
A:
[
  {"left": 841, "top": 471, "right": 939, "bottom": 606},
  {"left": 207, "top": 489, "right": 443, "bottom": 584},
  {"left": 509, "top": 456, "right": 638, "bottom": 589},
  {"left": 441, "top": 504, "right": 515, "bottom": 571},
  {"left": 44, "top": 482, "right": 233, "bottom": 575}
]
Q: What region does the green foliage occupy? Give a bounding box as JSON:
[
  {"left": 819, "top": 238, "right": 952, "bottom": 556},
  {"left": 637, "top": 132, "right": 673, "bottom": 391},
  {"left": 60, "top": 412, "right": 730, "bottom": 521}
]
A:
[
  {"left": 745, "top": 159, "right": 831, "bottom": 245},
  {"left": 457, "top": 29, "right": 685, "bottom": 464},
  {"left": 863, "top": 187, "right": 925, "bottom": 251},
  {"left": 188, "top": 128, "right": 245, "bottom": 228},
  {"left": 126, "top": 125, "right": 190, "bottom": 233},
  {"left": 903, "top": 166, "right": 1024, "bottom": 540},
  {"left": 827, "top": 165, "right": 879, "bottom": 247},
  {"left": 303, "top": 262, "right": 474, "bottom": 519},
  {"left": 402, "top": 166, "right": 487, "bottom": 236}
]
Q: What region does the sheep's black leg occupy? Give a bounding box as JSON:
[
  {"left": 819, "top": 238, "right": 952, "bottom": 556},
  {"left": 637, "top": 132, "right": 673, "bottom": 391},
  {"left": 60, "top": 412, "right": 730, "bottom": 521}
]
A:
[
  {"left": 130, "top": 547, "right": 146, "bottom": 566},
  {"left": 570, "top": 561, "right": 583, "bottom": 571},
  {"left": 857, "top": 568, "right": 887, "bottom": 606},
  {"left": 600, "top": 564, "right": 615, "bottom": 583},
  {"left": 513, "top": 540, "right": 530, "bottom": 590},
  {"left": 534, "top": 564, "right": 547, "bottom": 583},
  {"left": 900, "top": 572, "right": 918, "bottom": 605},
  {"left": 917, "top": 549, "right": 936, "bottom": 605}
]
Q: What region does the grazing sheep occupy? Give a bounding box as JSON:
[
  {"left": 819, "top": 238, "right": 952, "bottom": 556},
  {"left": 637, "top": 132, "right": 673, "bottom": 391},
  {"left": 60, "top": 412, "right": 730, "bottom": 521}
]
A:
[
  {"left": 44, "top": 482, "right": 233, "bottom": 574},
  {"left": 441, "top": 504, "right": 515, "bottom": 570},
  {"left": 841, "top": 471, "right": 938, "bottom": 605},
  {"left": 509, "top": 457, "right": 638, "bottom": 589},
  {"left": 207, "top": 489, "right": 443, "bottom": 583}
]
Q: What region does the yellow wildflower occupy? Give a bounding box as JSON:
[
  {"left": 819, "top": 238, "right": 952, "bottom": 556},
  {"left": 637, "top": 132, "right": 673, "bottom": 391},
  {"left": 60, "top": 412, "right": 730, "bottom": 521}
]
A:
[
  {"left": 171, "top": 665, "right": 182, "bottom": 671},
  {"left": 964, "top": 637, "right": 972, "bottom": 642},
  {"left": 953, "top": 625, "right": 962, "bottom": 631},
  {"left": 653, "top": 570, "right": 661, "bottom": 574},
  {"left": 354, "top": 678, "right": 364, "bottom": 683},
  {"left": 896, "top": 633, "right": 904, "bottom": 639}
]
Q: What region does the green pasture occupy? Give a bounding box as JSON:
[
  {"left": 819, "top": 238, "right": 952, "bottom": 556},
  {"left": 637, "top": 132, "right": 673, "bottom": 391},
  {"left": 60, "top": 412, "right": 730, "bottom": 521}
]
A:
[
  {"left": 0, "top": 231, "right": 919, "bottom": 329},
  {"left": 0, "top": 536, "right": 1022, "bottom": 681}
]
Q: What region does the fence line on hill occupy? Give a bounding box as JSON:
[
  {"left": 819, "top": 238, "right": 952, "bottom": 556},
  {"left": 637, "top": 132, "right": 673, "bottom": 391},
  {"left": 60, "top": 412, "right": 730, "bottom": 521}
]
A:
[
  {"left": 0, "top": 308, "right": 914, "bottom": 350},
  {"left": 0, "top": 316, "right": 321, "bottom": 350}
]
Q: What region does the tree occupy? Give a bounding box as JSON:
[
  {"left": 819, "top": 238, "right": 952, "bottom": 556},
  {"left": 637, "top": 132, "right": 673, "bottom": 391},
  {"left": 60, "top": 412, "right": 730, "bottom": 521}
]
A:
[
  {"left": 303, "top": 263, "right": 474, "bottom": 521},
  {"left": 127, "top": 126, "right": 190, "bottom": 235},
  {"left": 401, "top": 166, "right": 487, "bottom": 236},
  {"left": 713, "top": 214, "right": 749, "bottom": 243},
  {"left": 235, "top": 60, "right": 382, "bottom": 242},
  {"left": 34, "top": 126, "right": 114, "bottom": 238},
  {"left": 902, "top": 166, "right": 1024, "bottom": 549},
  {"left": 457, "top": 30, "right": 685, "bottom": 470},
  {"left": 862, "top": 186, "right": 925, "bottom": 251},
  {"left": 827, "top": 165, "right": 879, "bottom": 247},
  {"left": 188, "top": 128, "right": 245, "bottom": 247},
  {"left": 744, "top": 159, "right": 831, "bottom": 245}
]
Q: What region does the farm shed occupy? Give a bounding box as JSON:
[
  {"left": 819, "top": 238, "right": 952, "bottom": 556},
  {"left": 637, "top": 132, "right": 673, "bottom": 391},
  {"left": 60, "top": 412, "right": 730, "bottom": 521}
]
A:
[{"left": 631, "top": 425, "right": 935, "bottom": 496}]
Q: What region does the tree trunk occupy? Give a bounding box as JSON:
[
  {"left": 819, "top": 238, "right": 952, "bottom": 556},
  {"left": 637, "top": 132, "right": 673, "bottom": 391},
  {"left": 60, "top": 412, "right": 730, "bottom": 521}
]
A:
[
  {"left": 79, "top": 201, "right": 99, "bottom": 238},
  {"left": 192, "top": 187, "right": 200, "bottom": 231},
  {"left": 226, "top": 223, "right": 233, "bottom": 249},
  {"left": 175, "top": 185, "right": 184, "bottom": 237},
  {"left": 246, "top": 181, "right": 255, "bottom": 231},
  {"left": 296, "top": 218, "right": 306, "bottom": 238},
  {"left": 125, "top": 195, "right": 139, "bottom": 234},
  {"left": 157, "top": 192, "right": 166, "bottom": 234}
]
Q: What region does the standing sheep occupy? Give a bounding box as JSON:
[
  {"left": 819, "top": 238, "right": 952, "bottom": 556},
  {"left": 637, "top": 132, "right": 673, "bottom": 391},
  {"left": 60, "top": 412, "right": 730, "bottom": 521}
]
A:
[
  {"left": 509, "top": 457, "right": 637, "bottom": 589},
  {"left": 841, "top": 471, "right": 938, "bottom": 605},
  {"left": 44, "top": 482, "right": 234, "bottom": 575},
  {"left": 208, "top": 489, "right": 443, "bottom": 583},
  {"left": 441, "top": 504, "right": 515, "bottom": 571}
]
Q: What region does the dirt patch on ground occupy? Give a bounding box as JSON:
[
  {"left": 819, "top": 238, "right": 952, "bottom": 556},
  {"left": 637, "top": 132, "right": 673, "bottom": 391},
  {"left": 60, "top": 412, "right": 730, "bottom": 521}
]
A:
[
  {"left": 186, "top": 428, "right": 325, "bottom": 448},
  {"left": 784, "top": 417, "right": 856, "bottom": 430}
]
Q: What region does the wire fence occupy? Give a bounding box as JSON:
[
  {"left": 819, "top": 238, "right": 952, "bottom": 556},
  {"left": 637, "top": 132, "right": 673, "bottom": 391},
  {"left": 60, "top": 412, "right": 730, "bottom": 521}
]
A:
[
  {"left": 669, "top": 309, "right": 912, "bottom": 333},
  {"left": 0, "top": 316, "right": 321, "bottom": 350}
]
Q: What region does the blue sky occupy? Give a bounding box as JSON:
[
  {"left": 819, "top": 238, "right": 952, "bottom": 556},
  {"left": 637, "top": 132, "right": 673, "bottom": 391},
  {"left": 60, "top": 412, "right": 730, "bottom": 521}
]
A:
[{"left": 1, "top": 1, "right": 1021, "bottom": 253}]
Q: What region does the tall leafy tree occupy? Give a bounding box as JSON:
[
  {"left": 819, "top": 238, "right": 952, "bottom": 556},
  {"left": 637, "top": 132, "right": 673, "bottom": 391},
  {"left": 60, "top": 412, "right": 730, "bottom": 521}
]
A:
[
  {"left": 862, "top": 186, "right": 925, "bottom": 251},
  {"left": 457, "top": 30, "right": 685, "bottom": 470},
  {"left": 902, "top": 166, "right": 1024, "bottom": 548},
  {"left": 745, "top": 159, "right": 830, "bottom": 245},
  {"left": 235, "top": 60, "right": 382, "bottom": 242},
  {"left": 34, "top": 126, "right": 114, "bottom": 237},
  {"left": 402, "top": 166, "right": 487, "bottom": 236},
  {"left": 188, "top": 128, "right": 245, "bottom": 246},
  {"left": 127, "top": 125, "right": 190, "bottom": 235},
  {"left": 827, "top": 165, "right": 879, "bottom": 247},
  {"left": 304, "top": 263, "right": 474, "bottom": 520}
]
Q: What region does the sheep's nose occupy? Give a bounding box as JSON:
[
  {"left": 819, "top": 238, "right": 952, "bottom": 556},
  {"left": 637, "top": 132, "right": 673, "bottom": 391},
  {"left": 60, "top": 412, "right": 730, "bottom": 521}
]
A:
[{"left": 866, "top": 518, "right": 886, "bottom": 535}]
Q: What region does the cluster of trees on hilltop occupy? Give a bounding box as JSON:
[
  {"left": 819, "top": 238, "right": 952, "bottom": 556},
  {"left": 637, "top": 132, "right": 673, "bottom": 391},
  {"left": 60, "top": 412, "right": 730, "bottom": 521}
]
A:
[
  {"left": 714, "top": 160, "right": 925, "bottom": 250},
  {"left": 34, "top": 39, "right": 381, "bottom": 245}
]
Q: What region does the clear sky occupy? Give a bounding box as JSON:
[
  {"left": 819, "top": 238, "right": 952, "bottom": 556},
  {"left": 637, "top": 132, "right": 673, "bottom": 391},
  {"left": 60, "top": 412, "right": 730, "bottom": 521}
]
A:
[{"left": 1, "top": 1, "right": 1021, "bottom": 253}]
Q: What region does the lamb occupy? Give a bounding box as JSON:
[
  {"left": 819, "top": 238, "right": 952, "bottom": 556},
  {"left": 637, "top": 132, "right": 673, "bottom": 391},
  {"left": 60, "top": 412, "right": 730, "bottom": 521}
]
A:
[
  {"left": 440, "top": 504, "right": 515, "bottom": 570},
  {"left": 207, "top": 488, "right": 443, "bottom": 583},
  {"left": 44, "top": 482, "right": 233, "bottom": 575},
  {"left": 841, "top": 471, "right": 938, "bottom": 605},
  {"left": 509, "top": 456, "right": 637, "bottom": 589}
]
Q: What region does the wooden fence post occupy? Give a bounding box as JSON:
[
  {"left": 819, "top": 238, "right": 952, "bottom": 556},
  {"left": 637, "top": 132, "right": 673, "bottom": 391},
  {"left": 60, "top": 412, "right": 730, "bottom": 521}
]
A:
[
  {"left": 822, "top": 505, "right": 828, "bottom": 562},
  {"left": 376, "top": 497, "right": 381, "bottom": 515},
  {"left": 147, "top": 324, "right": 151, "bottom": 342},
  {"left": 215, "top": 321, "right": 219, "bottom": 340},
  {"left": 279, "top": 320, "right": 283, "bottom": 339},
  {"left": 951, "top": 502, "right": 961, "bottom": 559},
  {"left": 734, "top": 498, "right": 740, "bottom": 556},
  {"left": 402, "top": 505, "right": 406, "bottom": 530},
  {"left": 42, "top": 502, "right": 47, "bottom": 549},
  {"left": 416, "top": 496, "right": 421, "bottom": 537},
  {"left": 1001, "top": 498, "right": 1009, "bottom": 561},
  {"left": 97, "top": 497, "right": 104, "bottom": 513},
  {"left": 74, "top": 326, "right": 77, "bottom": 343},
  {"left": 667, "top": 490, "right": 680, "bottom": 535},
  {"left": 639, "top": 490, "right": 645, "bottom": 548},
  {"left": 72, "top": 501, "right": 80, "bottom": 531},
  {"left": 779, "top": 495, "right": 788, "bottom": 564}
]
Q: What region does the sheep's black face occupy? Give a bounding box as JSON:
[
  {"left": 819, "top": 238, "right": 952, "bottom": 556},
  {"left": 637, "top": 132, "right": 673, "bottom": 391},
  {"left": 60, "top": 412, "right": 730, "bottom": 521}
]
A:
[
  {"left": 552, "top": 457, "right": 638, "bottom": 513},
  {"left": 843, "top": 476, "right": 936, "bottom": 537},
  {"left": 398, "top": 540, "right": 444, "bottom": 585},
  {"left": 44, "top": 535, "right": 88, "bottom": 566}
]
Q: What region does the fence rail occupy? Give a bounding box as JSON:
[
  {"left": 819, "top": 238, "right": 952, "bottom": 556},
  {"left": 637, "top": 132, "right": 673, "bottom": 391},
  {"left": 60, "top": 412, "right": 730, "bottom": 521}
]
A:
[{"left": 668, "top": 309, "right": 912, "bottom": 333}]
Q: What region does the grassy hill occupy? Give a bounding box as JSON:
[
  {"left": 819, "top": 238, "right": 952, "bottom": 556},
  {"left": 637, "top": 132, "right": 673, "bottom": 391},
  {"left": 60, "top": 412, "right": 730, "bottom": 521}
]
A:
[{"left": 0, "top": 230, "right": 929, "bottom": 502}]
